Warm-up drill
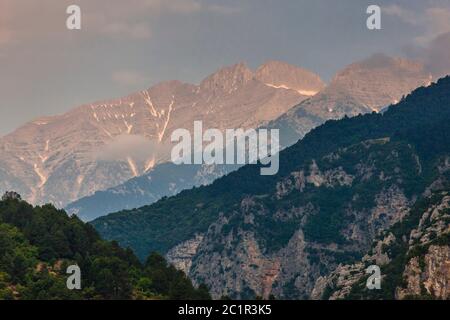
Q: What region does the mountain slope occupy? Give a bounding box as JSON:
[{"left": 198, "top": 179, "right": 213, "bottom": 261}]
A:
[
  {"left": 269, "top": 54, "right": 432, "bottom": 147},
  {"left": 312, "top": 187, "right": 450, "bottom": 300},
  {"left": 0, "top": 61, "right": 322, "bottom": 207},
  {"left": 92, "top": 76, "right": 450, "bottom": 299}
]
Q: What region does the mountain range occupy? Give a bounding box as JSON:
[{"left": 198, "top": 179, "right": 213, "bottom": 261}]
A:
[
  {"left": 0, "top": 61, "right": 324, "bottom": 207},
  {"left": 66, "top": 54, "right": 432, "bottom": 221},
  {"left": 91, "top": 76, "right": 450, "bottom": 299}
]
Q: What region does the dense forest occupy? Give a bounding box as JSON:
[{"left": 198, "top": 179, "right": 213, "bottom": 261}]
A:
[{"left": 0, "top": 192, "right": 210, "bottom": 300}]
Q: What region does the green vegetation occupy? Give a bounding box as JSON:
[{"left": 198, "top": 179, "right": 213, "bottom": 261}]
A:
[{"left": 0, "top": 195, "right": 210, "bottom": 300}]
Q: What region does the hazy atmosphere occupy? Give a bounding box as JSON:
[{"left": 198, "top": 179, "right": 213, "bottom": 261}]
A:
[
  {"left": 1, "top": 0, "right": 450, "bottom": 304},
  {"left": 1, "top": 0, "right": 450, "bottom": 135}
]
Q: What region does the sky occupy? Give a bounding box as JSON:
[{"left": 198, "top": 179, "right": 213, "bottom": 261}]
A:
[{"left": 0, "top": 0, "right": 450, "bottom": 136}]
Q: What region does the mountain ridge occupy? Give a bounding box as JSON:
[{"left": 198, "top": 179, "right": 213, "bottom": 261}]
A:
[{"left": 0, "top": 61, "right": 322, "bottom": 207}]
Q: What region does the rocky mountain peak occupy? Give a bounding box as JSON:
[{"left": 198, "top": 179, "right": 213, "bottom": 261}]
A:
[
  {"left": 255, "top": 60, "right": 326, "bottom": 96},
  {"left": 199, "top": 62, "right": 254, "bottom": 93},
  {"left": 329, "top": 54, "right": 432, "bottom": 111}
]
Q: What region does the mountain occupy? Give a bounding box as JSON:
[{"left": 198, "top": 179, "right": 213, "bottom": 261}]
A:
[
  {"left": 66, "top": 163, "right": 240, "bottom": 222},
  {"left": 270, "top": 54, "right": 432, "bottom": 147},
  {"left": 91, "top": 76, "right": 450, "bottom": 299},
  {"left": 0, "top": 192, "right": 210, "bottom": 300},
  {"left": 254, "top": 60, "right": 325, "bottom": 96},
  {"left": 0, "top": 61, "right": 323, "bottom": 207},
  {"left": 65, "top": 55, "right": 431, "bottom": 221}
]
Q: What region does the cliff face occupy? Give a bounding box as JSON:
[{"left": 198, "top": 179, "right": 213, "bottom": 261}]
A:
[
  {"left": 397, "top": 245, "right": 450, "bottom": 299},
  {"left": 166, "top": 234, "right": 204, "bottom": 275},
  {"left": 166, "top": 164, "right": 450, "bottom": 300},
  {"left": 396, "top": 193, "right": 450, "bottom": 300},
  {"left": 314, "top": 186, "right": 450, "bottom": 300},
  {"left": 185, "top": 139, "right": 423, "bottom": 299}
]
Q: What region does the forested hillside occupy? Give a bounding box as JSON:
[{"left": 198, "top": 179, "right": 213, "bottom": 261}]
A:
[{"left": 0, "top": 193, "right": 210, "bottom": 300}]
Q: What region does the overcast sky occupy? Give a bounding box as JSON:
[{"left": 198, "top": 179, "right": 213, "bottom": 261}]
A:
[{"left": 1, "top": 0, "right": 450, "bottom": 135}]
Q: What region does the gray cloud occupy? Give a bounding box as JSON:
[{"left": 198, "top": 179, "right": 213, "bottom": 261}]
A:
[
  {"left": 384, "top": 3, "right": 450, "bottom": 79},
  {"left": 94, "top": 134, "right": 162, "bottom": 162},
  {"left": 384, "top": 4, "right": 450, "bottom": 44},
  {"left": 419, "top": 32, "right": 450, "bottom": 79},
  {"left": 0, "top": 0, "right": 239, "bottom": 45},
  {"left": 112, "top": 70, "right": 152, "bottom": 87},
  {"left": 99, "top": 22, "right": 152, "bottom": 40}
]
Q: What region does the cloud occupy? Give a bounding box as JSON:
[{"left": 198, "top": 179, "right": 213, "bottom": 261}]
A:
[
  {"left": 142, "top": 0, "right": 239, "bottom": 15},
  {"left": 403, "top": 31, "right": 450, "bottom": 79},
  {"left": 0, "top": 0, "right": 25, "bottom": 46},
  {"left": 94, "top": 134, "right": 160, "bottom": 162},
  {"left": 100, "top": 22, "right": 152, "bottom": 40},
  {"left": 421, "top": 32, "right": 450, "bottom": 79},
  {"left": 206, "top": 4, "right": 241, "bottom": 15},
  {"left": 384, "top": 4, "right": 450, "bottom": 44},
  {"left": 112, "top": 70, "right": 151, "bottom": 87},
  {"left": 143, "top": 0, "right": 202, "bottom": 14},
  {"left": 384, "top": 3, "right": 450, "bottom": 78},
  {"left": 0, "top": 29, "right": 12, "bottom": 45},
  {"left": 384, "top": 4, "right": 419, "bottom": 24},
  {"left": 0, "top": 0, "right": 240, "bottom": 46},
  {"left": 85, "top": 1, "right": 239, "bottom": 40}
]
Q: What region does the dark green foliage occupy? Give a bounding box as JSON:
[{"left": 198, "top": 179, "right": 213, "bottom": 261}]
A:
[{"left": 0, "top": 197, "right": 211, "bottom": 300}]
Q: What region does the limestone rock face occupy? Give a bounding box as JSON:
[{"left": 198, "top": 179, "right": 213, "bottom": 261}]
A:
[
  {"left": 169, "top": 138, "right": 426, "bottom": 299},
  {"left": 255, "top": 60, "right": 326, "bottom": 96},
  {"left": 311, "top": 263, "right": 366, "bottom": 300},
  {"left": 166, "top": 234, "right": 204, "bottom": 274},
  {"left": 396, "top": 195, "right": 450, "bottom": 299},
  {"left": 397, "top": 246, "right": 450, "bottom": 299},
  {"left": 269, "top": 54, "right": 432, "bottom": 147},
  {"left": 423, "top": 246, "right": 450, "bottom": 299},
  {"left": 326, "top": 54, "right": 431, "bottom": 112},
  {"left": 321, "top": 192, "right": 450, "bottom": 300}
]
